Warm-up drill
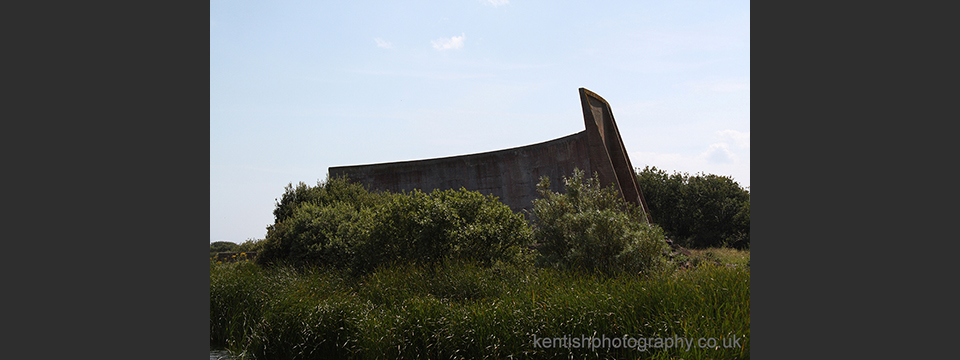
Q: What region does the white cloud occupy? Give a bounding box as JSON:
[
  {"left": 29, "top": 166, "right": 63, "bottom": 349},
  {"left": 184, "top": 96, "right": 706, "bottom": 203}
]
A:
[
  {"left": 716, "top": 129, "right": 750, "bottom": 149},
  {"left": 374, "top": 38, "right": 394, "bottom": 49},
  {"left": 702, "top": 143, "right": 737, "bottom": 164},
  {"left": 431, "top": 33, "right": 465, "bottom": 51},
  {"left": 632, "top": 144, "right": 750, "bottom": 188},
  {"left": 481, "top": 0, "right": 510, "bottom": 6}
]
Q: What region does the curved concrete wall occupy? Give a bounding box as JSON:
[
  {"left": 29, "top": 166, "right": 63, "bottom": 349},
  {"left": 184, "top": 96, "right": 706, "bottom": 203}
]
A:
[
  {"left": 330, "top": 132, "right": 592, "bottom": 213},
  {"left": 329, "top": 88, "right": 651, "bottom": 221}
]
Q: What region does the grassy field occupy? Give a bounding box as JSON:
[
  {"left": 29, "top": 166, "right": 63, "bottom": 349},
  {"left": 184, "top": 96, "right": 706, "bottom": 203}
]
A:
[{"left": 211, "top": 248, "right": 749, "bottom": 360}]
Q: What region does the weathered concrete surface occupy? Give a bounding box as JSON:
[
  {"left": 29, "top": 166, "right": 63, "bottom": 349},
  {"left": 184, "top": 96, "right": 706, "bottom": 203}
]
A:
[
  {"left": 331, "top": 132, "right": 592, "bottom": 213},
  {"left": 329, "top": 88, "right": 651, "bottom": 221},
  {"left": 578, "top": 88, "right": 652, "bottom": 221}
]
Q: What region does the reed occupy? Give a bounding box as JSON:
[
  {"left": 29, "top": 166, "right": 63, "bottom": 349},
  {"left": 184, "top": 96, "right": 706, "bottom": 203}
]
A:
[{"left": 211, "top": 253, "right": 749, "bottom": 359}]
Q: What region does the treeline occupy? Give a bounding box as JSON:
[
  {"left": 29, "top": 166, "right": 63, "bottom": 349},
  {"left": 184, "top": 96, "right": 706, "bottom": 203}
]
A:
[
  {"left": 213, "top": 166, "right": 750, "bottom": 270},
  {"left": 636, "top": 166, "right": 750, "bottom": 249},
  {"left": 209, "top": 239, "right": 261, "bottom": 258},
  {"left": 246, "top": 169, "right": 668, "bottom": 275}
]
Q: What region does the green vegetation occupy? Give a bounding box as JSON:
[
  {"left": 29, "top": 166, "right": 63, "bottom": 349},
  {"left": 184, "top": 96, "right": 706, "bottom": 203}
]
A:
[
  {"left": 211, "top": 241, "right": 240, "bottom": 256},
  {"left": 636, "top": 166, "right": 750, "bottom": 249},
  {"left": 235, "top": 239, "right": 264, "bottom": 253},
  {"left": 688, "top": 247, "right": 751, "bottom": 268},
  {"left": 256, "top": 176, "right": 532, "bottom": 274},
  {"left": 211, "top": 239, "right": 265, "bottom": 260},
  {"left": 531, "top": 169, "right": 668, "bottom": 275},
  {"left": 211, "top": 258, "right": 749, "bottom": 359},
  {"left": 211, "top": 168, "right": 750, "bottom": 359}
]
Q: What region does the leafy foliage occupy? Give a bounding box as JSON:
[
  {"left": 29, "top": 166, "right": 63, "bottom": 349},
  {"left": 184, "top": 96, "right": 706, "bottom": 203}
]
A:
[
  {"left": 211, "top": 239, "right": 263, "bottom": 259},
  {"left": 636, "top": 166, "right": 750, "bottom": 249},
  {"left": 256, "top": 176, "right": 532, "bottom": 274},
  {"left": 272, "top": 175, "right": 387, "bottom": 225},
  {"left": 235, "top": 238, "right": 264, "bottom": 253},
  {"left": 531, "top": 169, "right": 668, "bottom": 275},
  {"left": 213, "top": 168, "right": 752, "bottom": 358},
  {"left": 210, "top": 241, "right": 239, "bottom": 256}
]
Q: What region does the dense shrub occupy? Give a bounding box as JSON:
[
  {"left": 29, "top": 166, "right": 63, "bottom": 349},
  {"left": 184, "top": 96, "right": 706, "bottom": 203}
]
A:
[
  {"left": 256, "top": 177, "right": 532, "bottom": 274},
  {"left": 257, "top": 177, "right": 386, "bottom": 269},
  {"left": 235, "top": 238, "right": 264, "bottom": 253},
  {"left": 210, "top": 241, "right": 239, "bottom": 256},
  {"left": 636, "top": 166, "right": 750, "bottom": 249},
  {"left": 271, "top": 176, "right": 387, "bottom": 225},
  {"left": 361, "top": 188, "right": 532, "bottom": 271},
  {"left": 531, "top": 169, "right": 668, "bottom": 275}
]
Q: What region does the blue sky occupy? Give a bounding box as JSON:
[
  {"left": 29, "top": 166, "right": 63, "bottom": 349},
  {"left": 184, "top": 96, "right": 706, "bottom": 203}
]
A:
[{"left": 211, "top": 0, "right": 750, "bottom": 244}]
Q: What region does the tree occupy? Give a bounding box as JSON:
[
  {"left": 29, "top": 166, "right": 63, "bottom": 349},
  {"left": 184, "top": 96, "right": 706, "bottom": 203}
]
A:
[
  {"left": 636, "top": 166, "right": 750, "bottom": 249},
  {"left": 210, "top": 241, "right": 239, "bottom": 256}
]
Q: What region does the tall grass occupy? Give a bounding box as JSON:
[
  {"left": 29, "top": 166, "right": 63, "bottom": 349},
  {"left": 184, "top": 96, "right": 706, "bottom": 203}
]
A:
[
  {"left": 688, "top": 247, "right": 751, "bottom": 268},
  {"left": 211, "top": 257, "right": 749, "bottom": 359}
]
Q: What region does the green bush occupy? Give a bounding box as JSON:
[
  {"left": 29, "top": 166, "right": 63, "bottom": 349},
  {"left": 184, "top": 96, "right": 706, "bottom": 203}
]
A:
[
  {"left": 210, "top": 241, "right": 239, "bottom": 256},
  {"left": 236, "top": 238, "right": 264, "bottom": 253},
  {"left": 531, "top": 169, "right": 668, "bottom": 275},
  {"left": 256, "top": 176, "right": 532, "bottom": 274},
  {"left": 359, "top": 188, "right": 533, "bottom": 272},
  {"left": 636, "top": 166, "right": 750, "bottom": 249},
  {"left": 271, "top": 175, "right": 387, "bottom": 225},
  {"left": 257, "top": 176, "right": 386, "bottom": 269}
]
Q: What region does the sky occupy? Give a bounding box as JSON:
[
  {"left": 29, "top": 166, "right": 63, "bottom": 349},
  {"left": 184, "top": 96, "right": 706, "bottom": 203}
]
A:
[{"left": 211, "top": 0, "right": 750, "bottom": 244}]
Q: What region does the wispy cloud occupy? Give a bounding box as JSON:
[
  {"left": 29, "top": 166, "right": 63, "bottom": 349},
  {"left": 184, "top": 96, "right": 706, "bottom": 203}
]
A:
[
  {"left": 631, "top": 139, "right": 750, "bottom": 188},
  {"left": 700, "top": 130, "right": 750, "bottom": 164},
  {"left": 431, "top": 33, "right": 465, "bottom": 51},
  {"left": 633, "top": 150, "right": 750, "bottom": 187},
  {"left": 716, "top": 130, "right": 750, "bottom": 149},
  {"left": 481, "top": 0, "right": 510, "bottom": 7},
  {"left": 702, "top": 143, "right": 737, "bottom": 164},
  {"left": 374, "top": 38, "right": 394, "bottom": 49}
]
